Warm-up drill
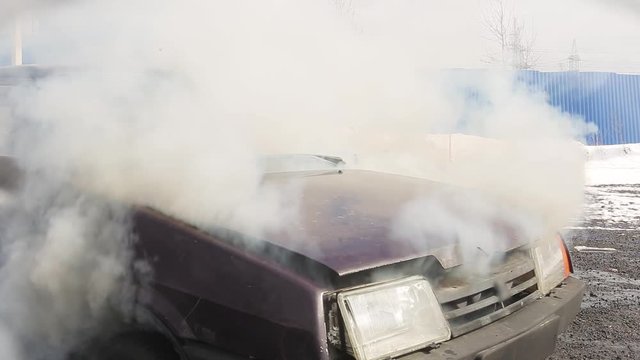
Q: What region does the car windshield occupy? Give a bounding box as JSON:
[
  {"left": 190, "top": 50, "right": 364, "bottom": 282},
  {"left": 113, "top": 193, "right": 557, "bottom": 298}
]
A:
[{"left": 260, "top": 154, "right": 345, "bottom": 173}]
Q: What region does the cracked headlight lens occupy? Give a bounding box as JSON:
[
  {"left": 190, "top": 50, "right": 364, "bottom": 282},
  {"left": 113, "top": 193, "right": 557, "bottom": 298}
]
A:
[{"left": 337, "top": 276, "right": 450, "bottom": 360}]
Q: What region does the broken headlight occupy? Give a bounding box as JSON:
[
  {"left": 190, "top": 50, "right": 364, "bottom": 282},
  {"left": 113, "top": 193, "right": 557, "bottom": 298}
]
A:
[
  {"left": 531, "top": 234, "right": 572, "bottom": 294},
  {"left": 335, "top": 276, "right": 450, "bottom": 360}
]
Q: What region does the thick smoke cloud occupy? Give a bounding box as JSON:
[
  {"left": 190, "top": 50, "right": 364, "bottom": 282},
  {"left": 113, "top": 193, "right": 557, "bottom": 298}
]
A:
[
  {"left": 0, "top": 180, "right": 134, "bottom": 359},
  {"left": 0, "top": 0, "right": 593, "bottom": 358},
  {"left": 598, "top": 0, "right": 640, "bottom": 15},
  {"left": 0, "top": 0, "right": 72, "bottom": 23}
]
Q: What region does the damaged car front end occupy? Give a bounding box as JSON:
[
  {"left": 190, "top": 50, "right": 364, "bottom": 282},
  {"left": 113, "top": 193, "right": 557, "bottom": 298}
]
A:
[
  {"left": 0, "top": 105, "right": 583, "bottom": 359},
  {"left": 129, "top": 165, "right": 585, "bottom": 360},
  {"left": 322, "top": 236, "right": 582, "bottom": 360}
]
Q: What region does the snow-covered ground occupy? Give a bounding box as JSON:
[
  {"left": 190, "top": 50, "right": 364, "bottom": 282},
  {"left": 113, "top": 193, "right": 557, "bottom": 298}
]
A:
[
  {"left": 580, "top": 185, "right": 640, "bottom": 229},
  {"left": 555, "top": 145, "right": 640, "bottom": 360},
  {"left": 585, "top": 143, "right": 640, "bottom": 186},
  {"left": 575, "top": 143, "right": 640, "bottom": 230}
]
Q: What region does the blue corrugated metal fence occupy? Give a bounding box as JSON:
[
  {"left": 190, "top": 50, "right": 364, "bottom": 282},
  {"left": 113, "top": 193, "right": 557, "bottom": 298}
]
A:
[{"left": 518, "top": 71, "right": 640, "bottom": 145}]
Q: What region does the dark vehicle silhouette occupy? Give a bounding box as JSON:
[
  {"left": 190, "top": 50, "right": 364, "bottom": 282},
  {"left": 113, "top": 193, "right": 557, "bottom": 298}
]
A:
[{"left": 0, "top": 66, "right": 584, "bottom": 360}]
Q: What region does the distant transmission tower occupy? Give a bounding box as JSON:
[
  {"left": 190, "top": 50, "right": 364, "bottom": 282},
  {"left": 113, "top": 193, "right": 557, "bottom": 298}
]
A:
[{"left": 567, "top": 39, "right": 581, "bottom": 72}]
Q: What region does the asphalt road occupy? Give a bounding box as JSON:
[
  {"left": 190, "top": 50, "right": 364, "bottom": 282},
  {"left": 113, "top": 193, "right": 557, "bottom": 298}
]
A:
[{"left": 549, "top": 185, "right": 640, "bottom": 360}]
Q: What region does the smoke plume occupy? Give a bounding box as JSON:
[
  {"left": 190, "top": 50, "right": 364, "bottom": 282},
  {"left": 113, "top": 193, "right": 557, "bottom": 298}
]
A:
[
  {"left": 596, "top": 0, "right": 640, "bottom": 15},
  {"left": 0, "top": 178, "right": 134, "bottom": 359},
  {"left": 0, "top": 0, "right": 72, "bottom": 23},
  {"left": 0, "top": 0, "right": 596, "bottom": 358}
]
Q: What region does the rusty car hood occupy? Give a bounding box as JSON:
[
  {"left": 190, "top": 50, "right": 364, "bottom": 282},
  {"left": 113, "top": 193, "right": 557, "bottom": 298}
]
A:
[{"left": 261, "top": 170, "right": 526, "bottom": 276}]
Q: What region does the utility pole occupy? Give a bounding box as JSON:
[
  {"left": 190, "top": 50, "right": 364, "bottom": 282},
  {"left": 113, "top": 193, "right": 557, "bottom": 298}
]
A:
[{"left": 12, "top": 19, "right": 23, "bottom": 66}]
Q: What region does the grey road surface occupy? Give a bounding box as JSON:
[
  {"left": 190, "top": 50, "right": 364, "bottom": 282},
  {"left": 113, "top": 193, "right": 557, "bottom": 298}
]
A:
[{"left": 550, "top": 185, "right": 640, "bottom": 360}]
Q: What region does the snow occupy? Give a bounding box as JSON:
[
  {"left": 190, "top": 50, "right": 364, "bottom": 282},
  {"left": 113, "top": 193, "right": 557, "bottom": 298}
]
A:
[
  {"left": 583, "top": 185, "right": 640, "bottom": 227},
  {"left": 579, "top": 143, "right": 640, "bottom": 230},
  {"left": 574, "top": 245, "right": 617, "bottom": 253},
  {"left": 585, "top": 143, "right": 640, "bottom": 186}
]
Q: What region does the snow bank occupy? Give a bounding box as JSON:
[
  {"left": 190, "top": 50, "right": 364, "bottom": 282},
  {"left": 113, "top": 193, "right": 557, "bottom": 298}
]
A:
[
  {"left": 417, "top": 137, "right": 640, "bottom": 186},
  {"left": 586, "top": 144, "right": 640, "bottom": 185}
]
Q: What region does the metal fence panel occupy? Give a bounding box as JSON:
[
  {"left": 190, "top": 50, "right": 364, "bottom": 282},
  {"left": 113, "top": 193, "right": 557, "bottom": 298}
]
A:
[{"left": 518, "top": 71, "right": 640, "bottom": 145}]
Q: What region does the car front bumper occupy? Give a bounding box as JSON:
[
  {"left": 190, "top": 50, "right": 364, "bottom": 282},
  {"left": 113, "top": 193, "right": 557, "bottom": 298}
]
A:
[{"left": 399, "top": 276, "right": 585, "bottom": 360}]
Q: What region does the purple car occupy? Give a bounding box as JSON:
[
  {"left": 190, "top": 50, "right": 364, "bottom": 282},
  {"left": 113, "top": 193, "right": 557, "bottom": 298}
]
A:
[
  {"left": 0, "top": 67, "right": 584, "bottom": 360},
  {"left": 95, "top": 154, "right": 581, "bottom": 360}
]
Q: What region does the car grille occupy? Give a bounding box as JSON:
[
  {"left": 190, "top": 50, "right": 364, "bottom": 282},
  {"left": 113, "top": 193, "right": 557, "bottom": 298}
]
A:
[{"left": 435, "top": 251, "right": 541, "bottom": 337}]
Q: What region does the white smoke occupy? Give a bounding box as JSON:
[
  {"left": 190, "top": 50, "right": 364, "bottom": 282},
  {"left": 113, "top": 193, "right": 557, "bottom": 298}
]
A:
[
  {"left": 0, "top": 177, "right": 135, "bottom": 359},
  {"left": 391, "top": 188, "right": 547, "bottom": 274},
  {"left": 594, "top": 0, "right": 640, "bottom": 16},
  {"left": 0, "top": 0, "right": 598, "bottom": 358},
  {"left": 0, "top": 0, "right": 72, "bottom": 24}
]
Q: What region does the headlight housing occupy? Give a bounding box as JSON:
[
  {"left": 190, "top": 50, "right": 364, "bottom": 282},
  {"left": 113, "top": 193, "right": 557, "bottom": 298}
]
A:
[
  {"left": 336, "top": 276, "right": 450, "bottom": 360},
  {"left": 531, "top": 234, "right": 572, "bottom": 294}
]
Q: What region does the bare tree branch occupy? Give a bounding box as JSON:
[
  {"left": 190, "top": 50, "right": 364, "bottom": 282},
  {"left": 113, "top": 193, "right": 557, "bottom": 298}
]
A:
[{"left": 482, "top": 0, "right": 538, "bottom": 70}]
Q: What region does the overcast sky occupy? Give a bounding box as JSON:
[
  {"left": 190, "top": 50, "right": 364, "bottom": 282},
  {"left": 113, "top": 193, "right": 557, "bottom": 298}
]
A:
[
  {"left": 345, "top": 0, "right": 640, "bottom": 72},
  {"left": 0, "top": 0, "right": 639, "bottom": 72}
]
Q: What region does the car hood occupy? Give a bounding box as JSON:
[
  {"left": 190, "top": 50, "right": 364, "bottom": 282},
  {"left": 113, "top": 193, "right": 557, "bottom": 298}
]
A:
[{"left": 261, "top": 170, "right": 527, "bottom": 276}]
